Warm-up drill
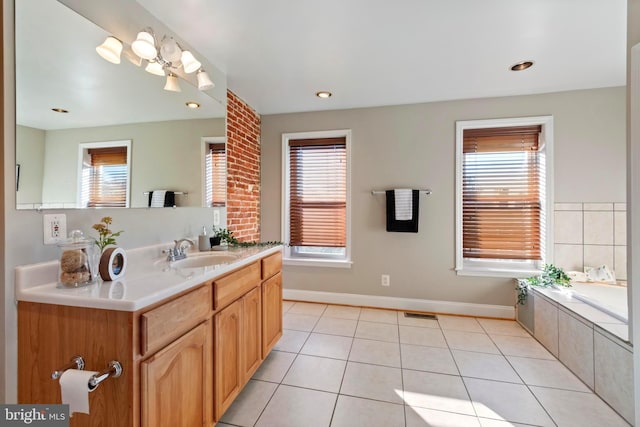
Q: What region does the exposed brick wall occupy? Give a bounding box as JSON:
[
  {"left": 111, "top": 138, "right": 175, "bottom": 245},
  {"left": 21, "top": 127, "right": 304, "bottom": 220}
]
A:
[{"left": 226, "top": 90, "right": 261, "bottom": 242}]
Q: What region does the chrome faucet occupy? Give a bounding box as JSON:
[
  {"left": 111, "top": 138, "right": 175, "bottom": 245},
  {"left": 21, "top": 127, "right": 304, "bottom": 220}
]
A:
[{"left": 165, "top": 238, "right": 194, "bottom": 261}]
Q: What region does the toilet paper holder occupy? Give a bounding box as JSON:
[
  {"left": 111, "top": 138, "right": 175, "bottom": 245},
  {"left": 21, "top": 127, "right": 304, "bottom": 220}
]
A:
[
  {"left": 51, "top": 355, "right": 85, "bottom": 380},
  {"left": 52, "top": 357, "right": 123, "bottom": 391}
]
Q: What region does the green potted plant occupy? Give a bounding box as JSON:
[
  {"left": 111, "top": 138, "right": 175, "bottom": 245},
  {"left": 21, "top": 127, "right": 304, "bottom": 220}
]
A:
[
  {"left": 517, "top": 264, "right": 571, "bottom": 305},
  {"left": 210, "top": 227, "right": 238, "bottom": 247}
]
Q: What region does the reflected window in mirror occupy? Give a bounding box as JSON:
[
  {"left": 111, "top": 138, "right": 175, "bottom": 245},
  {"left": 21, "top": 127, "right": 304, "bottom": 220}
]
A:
[
  {"left": 204, "top": 139, "right": 226, "bottom": 207},
  {"left": 79, "top": 140, "right": 131, "bottom": 208}
]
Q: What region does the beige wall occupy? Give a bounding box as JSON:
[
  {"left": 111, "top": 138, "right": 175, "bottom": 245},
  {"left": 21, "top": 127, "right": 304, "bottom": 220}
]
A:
[
  {"left": 261, "top": 87, "right": 626, "bottom": 307},
  {"left": 35, "top": 118, "right": 224, "bottom": 208},
  {"left": 15, "top": 125, "right": 44, "bottom": 205}
]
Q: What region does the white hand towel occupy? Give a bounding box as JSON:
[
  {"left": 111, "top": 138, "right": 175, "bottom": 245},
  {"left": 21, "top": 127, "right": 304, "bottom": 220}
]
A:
[
  {"left": 150, "top": 190, "right": 166, "bottom": 208},
  {"left": 394, "top": 189, "right": 413, "bottom": 221}
]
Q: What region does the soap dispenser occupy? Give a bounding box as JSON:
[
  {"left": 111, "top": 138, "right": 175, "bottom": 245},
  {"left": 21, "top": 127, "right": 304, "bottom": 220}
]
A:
[{"left": 198, "top": 226, "right": 211, "bottom": 251}]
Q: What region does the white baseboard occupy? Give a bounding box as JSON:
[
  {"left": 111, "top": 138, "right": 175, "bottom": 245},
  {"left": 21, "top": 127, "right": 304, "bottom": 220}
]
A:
[{"left": 283, "top": 289, "right": 515, "bottom": 319}]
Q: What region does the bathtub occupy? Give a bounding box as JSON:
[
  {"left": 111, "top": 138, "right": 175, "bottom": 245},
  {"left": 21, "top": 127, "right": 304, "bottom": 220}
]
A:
[{"left": 566, "top": 281, "right": 628, "bottom": 323}]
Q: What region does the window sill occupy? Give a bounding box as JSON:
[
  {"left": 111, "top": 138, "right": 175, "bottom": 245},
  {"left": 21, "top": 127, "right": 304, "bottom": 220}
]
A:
[
  {"left": 284, "top": 258, "right": 353, "bottom": 269},
  {"left": 456, "top": 266, "right": 539, "bottom": 279}
]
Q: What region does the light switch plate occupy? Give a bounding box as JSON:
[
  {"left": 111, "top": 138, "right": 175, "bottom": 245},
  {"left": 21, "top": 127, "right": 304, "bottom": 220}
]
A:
[{"left": 43, "top": 213, "right": 67, "bottom": 245}]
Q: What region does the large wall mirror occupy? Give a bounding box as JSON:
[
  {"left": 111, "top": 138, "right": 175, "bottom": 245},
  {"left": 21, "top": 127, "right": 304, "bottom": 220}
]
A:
[{"left": 15, "top": 0, "right": 226, "bottom": 210}]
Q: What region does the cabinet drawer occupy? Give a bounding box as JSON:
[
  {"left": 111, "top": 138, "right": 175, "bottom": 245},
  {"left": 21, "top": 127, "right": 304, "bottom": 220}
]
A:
[
  {"left": 261, "top": 252, "right": 282, "bottom": 280},
  {"left": 140, "top": 285, "right": 211, "bottom": 356},
  {"left": 213, "top": 262, "right": 261, "bottom": 310}
]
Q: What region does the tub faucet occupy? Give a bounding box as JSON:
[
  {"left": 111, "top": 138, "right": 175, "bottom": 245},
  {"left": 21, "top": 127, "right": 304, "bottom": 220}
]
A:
[{"left": 165, "top": 238, "right": 194, "bottom": 261}]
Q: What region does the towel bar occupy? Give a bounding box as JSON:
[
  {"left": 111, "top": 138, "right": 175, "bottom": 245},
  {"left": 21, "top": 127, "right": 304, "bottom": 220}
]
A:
[{"left": 371, "top": 189, "right": 432, "bottom": 195}]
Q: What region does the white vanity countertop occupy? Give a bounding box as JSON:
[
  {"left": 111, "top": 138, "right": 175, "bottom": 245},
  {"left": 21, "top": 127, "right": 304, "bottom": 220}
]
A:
[{"left": 15, "top": 244, "right": 283, "bottom": 312}]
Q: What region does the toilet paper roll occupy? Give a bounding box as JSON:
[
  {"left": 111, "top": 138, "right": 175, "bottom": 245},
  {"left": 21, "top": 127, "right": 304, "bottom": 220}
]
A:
[
  {"left": 99, "top": 247, "right": 127, "bottom": 281},
  {"left": 59, "top": 369, "right": 99, "bottom": 415}
]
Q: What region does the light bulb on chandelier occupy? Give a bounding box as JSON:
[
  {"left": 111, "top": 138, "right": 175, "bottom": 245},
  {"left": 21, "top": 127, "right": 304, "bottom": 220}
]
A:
[{"left": 96, "top": 27, "right": 212, "bottom": 92}]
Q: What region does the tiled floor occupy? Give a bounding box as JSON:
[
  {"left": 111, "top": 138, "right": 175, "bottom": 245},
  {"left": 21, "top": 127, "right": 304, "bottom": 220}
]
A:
[{"left": 216, "top": 302, "right": 630, "bottom": 427}]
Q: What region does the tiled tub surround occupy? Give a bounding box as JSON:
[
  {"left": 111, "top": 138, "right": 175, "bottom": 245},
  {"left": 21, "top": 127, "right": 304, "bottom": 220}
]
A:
[
  {"left": 216, "top": 301, "right": 630, "bottom": 427},
  {"left": 554, "top": 202, "right": 627, "bottom": 281},
  {"left": 517, "top": 286, "right": 634, "bottom": 424}
]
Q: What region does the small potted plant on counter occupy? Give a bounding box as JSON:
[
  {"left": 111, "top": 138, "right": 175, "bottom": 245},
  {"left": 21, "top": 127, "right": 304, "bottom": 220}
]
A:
[{"left": 210, "top": 227, "right": 238, "bottom": 247}]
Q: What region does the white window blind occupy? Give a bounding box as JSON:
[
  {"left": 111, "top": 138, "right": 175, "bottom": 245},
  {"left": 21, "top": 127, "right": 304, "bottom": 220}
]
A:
[
  {"left": 289, "top": 137, "right": 346, "bottom": 248},
  {"left": 205, "top": 143, "right": 226, "bottom": 207},
  {"left": 462, "top": 126, "right": 542, "bottom": 261}
]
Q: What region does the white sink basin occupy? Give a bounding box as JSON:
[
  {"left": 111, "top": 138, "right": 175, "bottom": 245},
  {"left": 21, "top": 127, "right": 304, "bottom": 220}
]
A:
[{"left": 170, "top": 253, "right": 239, "bottom": 269}]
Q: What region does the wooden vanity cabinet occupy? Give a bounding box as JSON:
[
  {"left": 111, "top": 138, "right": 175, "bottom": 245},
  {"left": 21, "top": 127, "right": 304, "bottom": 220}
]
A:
[{"left": 17, "top": 250, "right": 283, "bottom": 427}]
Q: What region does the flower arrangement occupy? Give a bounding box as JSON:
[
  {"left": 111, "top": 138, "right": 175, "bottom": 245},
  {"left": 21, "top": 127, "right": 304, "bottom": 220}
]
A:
[{"left": 92, "top": 216, "right": 123, "bottom": 252}]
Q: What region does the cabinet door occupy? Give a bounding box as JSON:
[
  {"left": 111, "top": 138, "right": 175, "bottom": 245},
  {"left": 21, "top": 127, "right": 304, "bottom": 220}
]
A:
[
  {"left": 215, "top": 299, "right": 242, "bottom": 418},
  {"left": 141, "top": 320, "right": 213, "bottom": 427},
  {"left": 262, "top": 272, "right": 283, "bottom": 357},
  {"left": 242, "top": 286, "right": 262, "bottom": 381}
]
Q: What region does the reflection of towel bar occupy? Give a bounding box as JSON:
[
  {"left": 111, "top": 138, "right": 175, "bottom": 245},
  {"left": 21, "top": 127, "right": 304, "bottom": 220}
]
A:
[
  {"left": 143, "top": 191, "right": 187, "bottom": 195},
  {"left": 371, "top": 189, "right": 432, "bottom": 195},
  {"left": 51, "top": 355, "right": 85, "bottom": 379}
]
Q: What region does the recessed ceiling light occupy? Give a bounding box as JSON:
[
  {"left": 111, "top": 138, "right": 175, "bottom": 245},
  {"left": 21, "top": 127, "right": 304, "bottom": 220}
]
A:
[
  {"left": 51, "top": 108, "right": 69, "bottom": 113},
  {"left": 510, "top": 60, "right": 534, "bottom": 71},
  {"left": 316, "top": 91, "right": 332, "bottom": 99},
  {"left": 185, "top": 101, "right": 200, "bottom": 109}
]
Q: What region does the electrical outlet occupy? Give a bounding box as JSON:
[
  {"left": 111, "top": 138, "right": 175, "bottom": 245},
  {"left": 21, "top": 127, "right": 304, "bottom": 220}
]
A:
[
  {"left": 213, "top": 210, "right": 221, "bottom": 226},
  {"left": 43, "top": 214, "right": 67, "bottom": 245},
  {"left": 381, "top": 274, "right": 390, "bottom": 287}
]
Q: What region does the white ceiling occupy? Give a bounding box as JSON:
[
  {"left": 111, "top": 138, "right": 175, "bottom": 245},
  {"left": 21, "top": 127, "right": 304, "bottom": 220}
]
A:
[
  {"left": 16, "top": 0, "right": 225, "bottom": 131},
  {"left": 137, "top": 0, "right": 627, "bottom": 115}
]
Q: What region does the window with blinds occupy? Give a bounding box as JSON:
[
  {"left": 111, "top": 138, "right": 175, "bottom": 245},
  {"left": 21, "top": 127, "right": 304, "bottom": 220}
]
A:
[
  {"left": 80, "top": 145, "right": 129, "bottom": 208},
  {"left": 205, "top": 143, "right": 226, "bottom": 207},
  {"left": 462, "top": 125, "right": 543, "bottom": 262},
  {"left": 289, "top": 137, "right": 346, "bottom": 254}
]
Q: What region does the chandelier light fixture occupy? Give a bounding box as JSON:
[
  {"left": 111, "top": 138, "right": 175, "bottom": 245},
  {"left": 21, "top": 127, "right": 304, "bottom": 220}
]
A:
[{"left": 96, "top": 27, "right": 215, "bottom": 92}]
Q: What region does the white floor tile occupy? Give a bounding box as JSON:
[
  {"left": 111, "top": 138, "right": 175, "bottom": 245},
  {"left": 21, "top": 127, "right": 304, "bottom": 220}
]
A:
[
  {"left": 288, "top": 301, "right": 328, "bottom": 316},
  {"left": 452, "top": 350, "right": 522, "bottom": 383},
  {"left": 283, "top": 313, "right": 321, "bottom": 332},
  {"left": 323, "top": 305, "right": 361, "bottom": 320},
  {"left": 340, "top": 362, "right": 403, "bottom": 404},
  {"left": 398, "top": 312, "right": 440, "bottom": 328},
  {"left": 252, "top": 350, "right": 296, "bottom": 383},
  {"left": 405, "top": 406, "right": 481, "bottom": 427},
  {"left": 403, "top": 370, "right": 475, "bottom": 416},
  {"left": 274, "top": 329, "right": 310, "bottom": 353},
  {"left": 530, "top": 386, "right": 630, "bottom": 427},
  {"left": 443, "top": 330, "right": 500, "bottom": 354},
  {"left": 219, "top": 380, "right": 278, "bottom": 426},
  {"left": 464, "top": 378, "right": 555, "bottom": 427},
  {"left": 300, "top": 333, "right": 353, "bottom": 360},
  {"left": 282, "top": 354, "right": 346, "bottom": 393},
  {"left": 478, "top": 419, "right": 534, "bottom": 427},
  {"left": 359, "top": 308, "right": 399, "bottom": 324},
  {"left": 255, "top": 385, "right": 337, "bottom": 427},
  {"left": 438, "top": 315, "right": 484, "bottom": 333},
  {"left": 313, "top": 317, "right": 358, "bottom": 336},
  {"left": 355, "top": 321, "right": 399, "bottom": 342},
  {"left": 400, "top": 325, "right": 448, "bottom": 347},
  {"left": 476, "top": 318, "right": 531, "bottom": 337},
  {"left": 349, "top": 338, "right": 401, "bottom": 367},
  {"left": 401, "top": 344, "right": 458, "bottom": 375},
  {"left": 491, "top": 335, "right": 555, "bottom": 360},
  {"left": 282, "top": 300, "right": 295, "bottom": 313},
  {"left": 331, "top": 395, "right": 405, "bottom": 427},
  {"left": 507, "top": 356, "right": 590, "bottom": 392}
]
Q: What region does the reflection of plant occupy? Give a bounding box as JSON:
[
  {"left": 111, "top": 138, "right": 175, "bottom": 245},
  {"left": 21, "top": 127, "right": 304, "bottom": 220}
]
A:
[
  {"left": 92, "top": 216, "right": 123, "bottom": 252},
  {"left": 517, "top": 264, "right": 571, "bottom": 305}
]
